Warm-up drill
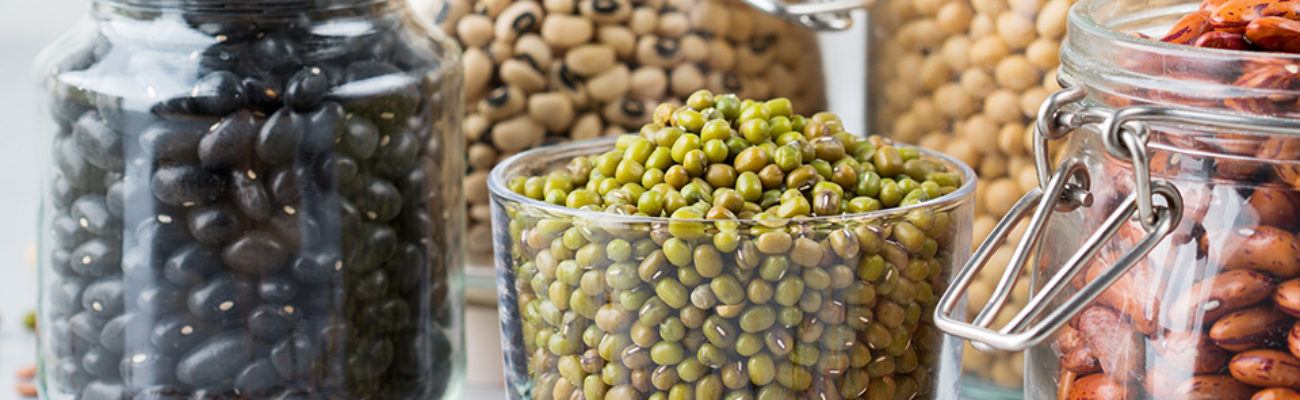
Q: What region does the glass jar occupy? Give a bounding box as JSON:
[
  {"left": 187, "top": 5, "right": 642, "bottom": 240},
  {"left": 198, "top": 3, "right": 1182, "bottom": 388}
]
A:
[
  {"left": 934, "top": 0, "right": 1300, "bottom": 398},
  {"left": 488, "top": 137, "right": 975, "bottom": 399},
  {"left": 33, "top": 0, "right": 465, "bottom": 398},
  {"left": 409, "top": 0, "right": 833, "bottom": 265}
]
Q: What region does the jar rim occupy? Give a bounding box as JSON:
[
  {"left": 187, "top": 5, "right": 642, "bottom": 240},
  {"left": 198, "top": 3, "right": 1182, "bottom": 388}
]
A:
[{"left": 487, "top": 137, "right": 978, "bottom": 224}]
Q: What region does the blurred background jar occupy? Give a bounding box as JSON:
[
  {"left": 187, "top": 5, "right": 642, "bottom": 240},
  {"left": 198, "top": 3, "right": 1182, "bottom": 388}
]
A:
[
  {"left": 409, "top": 0, "right": 831, "bottom": 269},
  {"left": 33, "top": 0, "right": 465, "bottom": 398},
  {"left": 867, "top": 0, "right": 1074, "bottom": 394}
]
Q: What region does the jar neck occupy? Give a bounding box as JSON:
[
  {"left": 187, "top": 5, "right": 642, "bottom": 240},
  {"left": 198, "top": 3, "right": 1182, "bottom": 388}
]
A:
[{"left": 1061, "top": 0, "right": 1300, "bottom": 119}]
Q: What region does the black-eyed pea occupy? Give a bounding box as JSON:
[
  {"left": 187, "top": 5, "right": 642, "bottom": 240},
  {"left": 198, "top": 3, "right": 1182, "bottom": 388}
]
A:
[
  {"left": 495, "top": 2, "right": 544, "bottom": 42},
  {"left": 489, "top": 39, "right": 514, "bottom": 64},
  {"left": 466, "top": 170, "right": 491, "bottom": 204},
  {"left": 994, "top": 55, "right": 1041, "bottom": 91},
  {"left": 420, "top": 0, "right": 469, "bottom": 32},
  {"left": 471, "top": 203, "right": 493, "bottom": 224},
  {"left": 548, "top": 61, "right": 591, "bottom": 109},
  {"left": 636, "top": 35, "right": 684, "bottom": 68},
  {"left": 492, "top": 114, "right": 546, "bottom": 153},
  {"left": 707, "top": 39, "right": 736, "bottom": 71},
  {"left": 985, "top": 90, "right": 1023, "bottom": 123},
  {"left": 737, "top": 40, "right": 775, "bottom": 75},
  {"left": 501, "top": 59, "right": 548, "bottom": 93},
  {"left": 963, "top": 114, "right": 1000, "bottom": 153},
  {"left": 528, "top": 92, "right": 577, "bottom": 133},
  {"left": 910, "top": 99, "right": 943, "bottom": 131},
  {"left": 1038, "top": 0, "right": 1071, "bottom": 39},
  {"left": 747, "top": 79, "right": 771, "bottom": 100},
  {"left": 680, "top": 34, "right": 709, "bottom": 63},
  {"left": 541, "top": 15, "right": 594, "bottom": 48},
  {"left": 587, "top": 64, "right": 631, "bottom": 102},
  {"left": 544, "top": 0, "right": 574, "bottom": 14},
  {"left": 597, "top": 26, "right": 637, "bottom": 59},
  {"left": 468, "top": 224, "right": 494, "bottom": 254},
  {"left": 603, "top": 97, "right": 651, "bottom": 129},
  {"left": 571, "top": 112, "right": 603, "bottom": 141},
  {"left": 629, "top": 66, "right": 668, "bottom": 99},
  {"left": 706, "top": 71, "right": 745, "bottom": 98},
  {"left": 465, "top": 113, "right": 490, "bottom": 142},
  {"left": 894, "top": 53, "right": 924, "bottom": 91},
  {"left": 725, "top": 6, "right": 755, "bottom": 42},
  {"left": 478, "top": 0, "right": 510, "bottom": 17},
  {"left": 629, "top": 7, "right": 658, "bottom": 35},
  {"left": 917, "top": 55, "right": 951, "bottom": 91},
  {"left": 514, "top": 34, "right": 554, "bottom": 68},
  {"left": 463, "top": 48, "right": 493, "bottom": 101},
  {"left": 468, "top": 143, "right": 499, "bottom": 171},
  {"left": 960, "top": 68, "right": 997, "bottom": 95},
  {"left": 970, "top": 12, "right": 996, "bottom": 39},
  {"left": 892, "top": 114, "right": 924, "bottom": 144},
  {"left": 457, "top": 14, "right": 495, "bottom": 48},
  {"left": 969, "top": 35, "right": 1011, "bottom": 68},
  {"left": 912, "top": 0, "right": 943, "bottom": 15},
  {"left": 919, "top": 132, "right": 948, "bottom": 153},
  {"left": 773, "top": 35, "right": 806, "bottom": 66},
  {"left": 479, "top": 85, "right": 527, "bottom": 121},
  {"left": 996, "top": 11, "right": 1036, "bottom": 49},
  {"left": 766, "top": 65, "right": 796, "bottom": 100},
  {"left": 937, "top": 2, "right": 973, "bottom": 34},
  {"left": 688, "top": 0, "right": 730, "bottom": 35},
  {"left": 998, "top": 122, "right": 1027, "bottom": 156},
  {"left": 579, "top": 0, "right": 632, "bottom": 23},
  {"left": 884, "top": 81, "right": 918, "bottom": 109},
  {"left": 640, "top": 0, "right": 665, "bottom": 12},
  {"left": 1026, "top": 38, "right": 1061, "bottom": 69},
  {"left": 971, "top": 0, "right": 1007, "bottom": 15},
  {"left": 669, "top": 64, "right": 705, "bottom": 98},
  {"left": 934, "top": 83, "right": 976, "bottom": 118},
  {"left": 603, "top": 126, "right": 625, "bottom": 137},
  {"left": 941, "top": 36, "right": 972, "bottom": 71},
  {"left": 903, "top": 19, "right": 946, "bottom": 50},
  {"left": 565, "top": 44, "right": 617, "bottom": 76},
  {"left": 1020, "top": 87, "right": 1051, "bottom": 119},
  {"left": 657, "top": 11, "right": 690, "bottom": 38}
]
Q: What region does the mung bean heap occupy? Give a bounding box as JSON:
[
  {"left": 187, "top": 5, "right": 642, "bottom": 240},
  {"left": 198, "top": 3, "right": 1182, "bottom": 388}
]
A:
[
  {"left": 493, "top": 91, "right": 973, "bottom": 400},
  {"left": 35, "top": 2, "right": 462, "bottom": 398}
]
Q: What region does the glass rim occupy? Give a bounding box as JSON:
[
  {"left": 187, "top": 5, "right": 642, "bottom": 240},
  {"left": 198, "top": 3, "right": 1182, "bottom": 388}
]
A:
[{"left": 487, "top": 136, "right": 978, "bottom": 224}]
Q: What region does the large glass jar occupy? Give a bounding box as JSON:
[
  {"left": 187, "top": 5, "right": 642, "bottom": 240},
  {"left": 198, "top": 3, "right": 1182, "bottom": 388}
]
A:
[
  {"left": 489, "top": 138, "right": 975, "bottom": 399},
  {"left": 32, "top": 1, "right": 465, "bottom": 398},
  {"left": 409, "top": 0, "right": 829, "bottom": 264},
  {"left": 935, "top": 0, "right": 1300, "bottom": 398}
]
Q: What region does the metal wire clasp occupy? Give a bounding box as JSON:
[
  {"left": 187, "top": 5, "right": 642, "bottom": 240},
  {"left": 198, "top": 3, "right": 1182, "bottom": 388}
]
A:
[
  {"left": 738, "top": 0, "right": 872, "bottom": 30},
  {"left": 934, "top": 76, "right": 1185, "bottom": 351}
]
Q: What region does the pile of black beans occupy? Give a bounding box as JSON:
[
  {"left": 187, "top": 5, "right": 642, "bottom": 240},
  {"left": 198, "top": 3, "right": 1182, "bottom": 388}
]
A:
[{"left": 40, "top": 4, "right": 460, "bottom": 400}]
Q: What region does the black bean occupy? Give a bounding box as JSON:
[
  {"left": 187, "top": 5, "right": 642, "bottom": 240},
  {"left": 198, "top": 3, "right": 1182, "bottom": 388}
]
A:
[
  {"left": 128, "top": 385, "right": 188, "bottom": 400},
  {"left": 80, "top": 381, "right": 125, "bottom": 400},
  {"left": 133, "top": 217, "right": 190, "bottom": 259},
  {"left": 70, "top": 238, "right": 121, "bottom": 277},
  {"left": 267, "top": 212, "right": 320, "bottom": 252},
  {"left": 51, "top": 358, "right": 90, "bottom": 393},
  {"left": 257, "top": 109, "right": 301, "bottom": 165},
  {"left": 49, "top": 277, "right": 86, "bottom": 316},
  {"left": 270, "top": 334, "right": 318, "bottom": 380},
  {"left": 327, "top": 155, "right": 362, "bottom": 196},
  {"left": 82, "top": 347, "right": 122, "bottom": 379},
  {"left": 187, "top": 203, "right": 244, "bottom": 244},
  {"left": 243, "top": 76, "right": 284, "bottom": 112},
  {"left": 258, "top": 275, "right": 298, "bottom": 303},
  {"left": 151, "top": 314, "right": 214, "bottom": 355},
  {"left": 355, "top": 269, "right": 390, "bottom": 301},
  {"left": 50, "top": 248, "right": 76, "bottom": 276},
  {"left": 372, "top": 129, "right": 419, "bottom": 178},
  {"left": 191, "top": 71, "right": 248, "bottom": 116},
  {"left": 105, "top": 181, "right": 125, "bottom": 218},
  {"left": 187, "top": 274, "right": 256, "bottom": 323},
  {"left": 55, "top": 136, "right": 105, "bottom": 190},
  {"left": 134, "top": 282, "right": 187, "bottom": 316},
  {"left": 394, "top": 208, "right": 432, "bottom": 244},
  {"left": 356, "top": 175, "right": 403, "bottom": 222},
  {"left": 300, "top": 102, "right": 345, "bottom": 154},
  {"left": 164, "top": 243, "right": 223, "bottom": 286},
  {"left": 285, "top": 67, "right": 332, "bottom": 111},
  {"left": 51, "top": 175, "right": 79, "bottom": 210},
  {"left": 239, "top": 33, "right": 299, "bottom": 79},
  {"left": 51, "top": 212, "right": 90, "bottom": 250},
  {"left": 229, "top": 168, "right": 274, "bottom": 221},
  {"left": 69, "top": 311, "right": 107, "bottom": 343},
  {"left": 398, "top": 157, "right": 433, "bottom": 206},
  {"left": 234, "top": 359, "right": 285, "bottom": 395},
  {"left": 99, "top": 313, "right": 134, "bottom": 354},
  {"left": 341, "top": 115, "right": 380, "bottom": 159},
  {"left": 386, "top": 243, "right": 425, "bottom": 293},
  {"left": 176, "top": 331, "right": 258, "bottom": 389},
  {"left": 71, "top": 195, "right": 119, "bottom": 236},
  {"left": 198, "top": 110, "right": 258, "bottom": 170},
  {"left": 365, "top": 299, "right": 410, "bottom": 332},
  {"left": 51, "top": 319, "right": 92, "bottom": 358},
  {"left": 81, "top": 278, "right": 124, "bottom": 317},
  {"left": 268, "top": 166, "right": 301, "bottom": 205},
  {"left": 247, "top": 304, "right": 300, "bottom": 341},
  {"left": 139, "top": 120, "right": 205, "bottom": 165},
  {"left": 347, "top": 335, "right": 394, "bottom": 380},
  {"left": 222, "top": 230, "right": 290, "bottom": 275},
  {"left": 199, "top": 43, "right": 243, "bottom": 76},
  {"left": 289, "top": 255, "right": 340, "bottom": 286},
  {"left": 151, "top": 164, "right": 227, "bottom": 207},
  {"left": 189, "top": 18, "right": 258, "bottom": 42},
  {"left": 72, "top": 111, "right": 124, "bottom": 170},
  {"left": 346, "top": 224, "right": 397, "bottom": 273}
]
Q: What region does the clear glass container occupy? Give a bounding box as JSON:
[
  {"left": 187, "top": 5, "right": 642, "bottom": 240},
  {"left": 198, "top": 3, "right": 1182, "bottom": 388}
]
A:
[
  {"left": 32, "top": 0, "right": 465, "bottom": 398},
  {"left": 410, "top": 0, "right": 829, "bottom": 265},
  {"left": 488, "top": 137, "right": 974, "bottom": 399},
  {"left": 936, "top": 0, "right": 1300, "bottom": 398}
]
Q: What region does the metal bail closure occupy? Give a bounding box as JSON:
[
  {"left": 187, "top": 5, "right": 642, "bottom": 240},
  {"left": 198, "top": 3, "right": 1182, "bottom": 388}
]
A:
[{"left": 738, "top": 0, "right": 872, "bottom": 31}]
